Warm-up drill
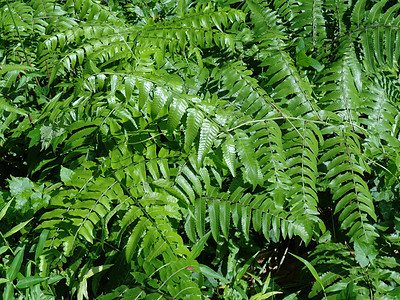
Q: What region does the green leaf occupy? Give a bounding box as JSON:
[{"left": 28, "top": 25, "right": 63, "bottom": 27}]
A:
[
  {"left": 222, "top": 135, "right": 236, "bottom": 177},
  {"left": 48, "top": 275, "right": 64, "bottom": 285},
  {"left": 78, "top": 264, "right": 113, "bottom": 300},
  {"left": 27, "top": 127, "right": 41, "bottom": 148},
  {"left": 151, "top": 86, "right": 169, "bottom": 117},
  {"left": 0, "top": 200, "right": 12, "bottom": 221},
  {"left": 209, "top": 200, "right": 220, "bottom": 241},
  {"left": 250, "top": 291, "right": 282, "bottom": 300},
  {"left": 235, "top": 131, "right": 261, "bottom": 188},
  {"left": 168, "top": 98, "right": 188, "bottom": 131},
  {"left": 176, "top": 175, "right": 195, "bottom": 203},
  {"left": 198, "top": 119, "right": 218, "bottom": 165},
  {"left": 236, "top": 253, "right": 257, "bottom": 284},
  {"left": 60, "top": 166, "right": 75, "bottom": 185},
  {"left": 125, "top": 76, "right": 135, "bottom": 102},
  {"left": 4, "top": 218, "right": 33, "bottom": 238},
  {"left": 191, "top": 231, "right": 211, "bottom": 259},
  {"left": 8, "top": 177, "right": 34, "bottom": 197},
  {"left": 16, "top": 276, "right": 49, "bottom": 289},
  {"left": 219, "top": 200, "right": 230, "bottom": 240},
  {"left": 136, "top": 79, "right": 151, "bottom": 111},
  {"left": 195, "top": 197, "right": 206, "bottom": 237},
  {"left": 199, "top": 264, "right": 229, "bottom": 286},
  {"left": 40, "top": 124, "right": 66, "bottom": 151},
  {"left": 351, "top": 0, "right": 366, "bottom": 28},
  {"left": 177, "top": 0, "right": 186, "bottom": 18},
  {"left": 296, "top": 50, "right": 311, "bottom": 67},
  {"left": 309, "top": 57, "right": 324, "bottom": 72},
  {"left": 290, "top": 253, "right": 326, "bottom": 297},
  {"left": 3, "top": 284, "right": 13, "bottom": 300},
  {"left": 0, "top": 97, "right": 28, "bottom": 116},
  {"left": 353, "top": 240, "right": 377, "bottom": 268},
  {"left": 182, "top": 166, "right": 202, "bottom": 196},
  {"left": 35, "top": 229, "right": 50, "bottom": 261},
  {"left": 0, "top": 246, "right": 7, "bottom": 256},
  {"left": 82, "top": 264, "right": 113, "bottom": 280},
  {"left": 293, "top": 218, "right": 313, "bottom": 245},
  {"left": 0, "top": 64, "right": 36, "bottom": 75},
  {"left": 184, "top": 108, "right": 204, "bottom": 152},
  {"left": 6, "top": 246, "right": 25, "bottom": 281},
  {"left": 125, "top": 218, "right": 148, "bottom": 263}
]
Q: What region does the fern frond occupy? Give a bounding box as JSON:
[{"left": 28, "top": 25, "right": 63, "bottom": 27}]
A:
[
  {"left": 351, "top": 0, "right": 367, "bottom": 29},
  {"left": 347, "top": 0, "right": 400, "bottom": 73},
  {"left": 41, "top": 3, "right": 244, "bottom": 82},
  {"left": 360, "top": 74, "right": 400, "bottom": 157},
  {"left": 0, "top": 1, "right": 34, "bottom": 37},
  {"left": 260, "top": 45, "right": 320, "bottom": 118},
  {"left": 248, "top": 120, "right": 290, "bottom": 193},
  {"left": 283, "top": 120, "right": 321, "bottom": 218},
  {"left": 113, "top": 182, "right": 202, "bottom": 299},
  {"left": 322, "top": 0, "right": 347, "bottom": 37},
  {"left": 317, "top": 39, "right": 361, "bottom": 126},
  {"left": 321, "top": 125, "right": 378, "bottom": 244},
  {"left": 246, "top": 0, "right": 284, "bottom": 35},
  {"left": 215, "top": 61, "right": 275, "bottom": 119},
  {"left": 235, "top": 130, "right": 262, "bottom": 189},
  {"left": 38, "top": 167, "right": 113, "bottom": 252},
  {"left": 245, "top": 1, "right": 320, "bottom": 119},
  {"left": 289, "top": 0, "right": 327, "bottom": 49}
]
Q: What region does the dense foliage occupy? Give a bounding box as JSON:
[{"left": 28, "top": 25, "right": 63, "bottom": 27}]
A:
[{"left": 1, "top": 0, "right": 400, "bottom": 298}]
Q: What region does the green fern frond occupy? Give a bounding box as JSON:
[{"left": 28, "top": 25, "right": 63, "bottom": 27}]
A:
[
  {"left": 351, "top": 0, "right": 367, "bottom": 29},
  {"left": 289, "top": 0, "right": 327, "bottom": 49},
  {"left": 317, "top": 40, "right": 361, "bottom": 126},
  {"left": 41, "top": 3, "right": 244, "bottom": 82},
  {"left": 283, "top": 120, "right": 321, "bottom": 216},
  {"left": 235, "top": 130, "right": 262, "bottom": 189},
  {"left": 321, "top": 126, "right": 378, "bottom": 244},
  {"left": 6, "top": 0, "right": 400, "bottom": 298},
  {"left": 244, "top": 1, "right": 321, "bottom": 119},
  {"left": 360, "top": 74, "right": 400, "bottom": 156},
  {"left": 0, "top": 1, "right": 34, "bottom": 37},
  {"left": 246, "top": 0, "right": 284, "bottom": 35},
  {"left": 216, "top": 61, "right": 275, "bottom": 119}
]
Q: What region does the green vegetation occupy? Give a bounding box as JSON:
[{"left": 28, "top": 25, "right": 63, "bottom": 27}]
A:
[{"left": 1, "top": 0, "right": 400, "bottom": 298}]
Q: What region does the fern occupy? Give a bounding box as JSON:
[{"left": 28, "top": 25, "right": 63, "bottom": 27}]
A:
[{"left": 3, "top": 0, "right": 400, "bottom": 298}]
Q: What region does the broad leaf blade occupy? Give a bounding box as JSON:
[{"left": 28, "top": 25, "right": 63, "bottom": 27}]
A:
[
  {"left": 6, "top": 246, "right": 25, "bottom": 281},
  {"left": 0, "top": 200, "right": 12, "bottom": 221},
  {"left": 290, "top": 253, "right": 325, "bottom": 296},
  {"left": 16, "top": 276, "right": 49, "bottom": 289},
  {"left": 35, "top": 229, "right": 50, "bottom": 261},
  {"left": 4, "top": 218, "right": 33, "bottom": 238}
]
